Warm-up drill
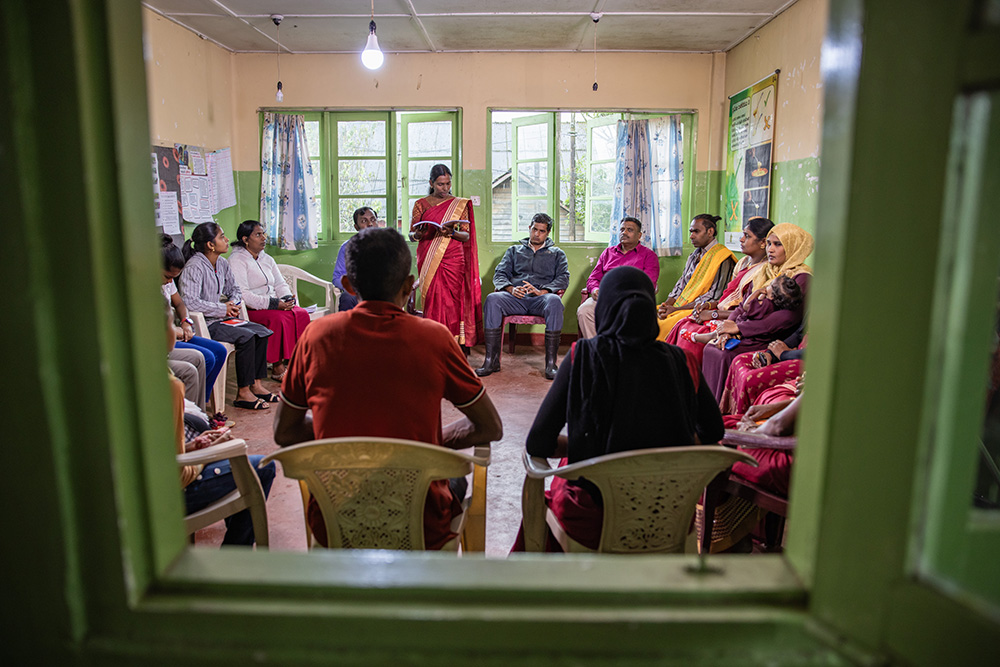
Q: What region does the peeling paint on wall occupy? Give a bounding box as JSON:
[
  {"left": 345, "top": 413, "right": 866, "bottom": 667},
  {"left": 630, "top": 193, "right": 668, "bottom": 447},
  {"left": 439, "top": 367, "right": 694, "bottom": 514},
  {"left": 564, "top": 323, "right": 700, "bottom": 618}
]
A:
[{"left": 770, "top": 157, "right": 821, "bottom": 235}]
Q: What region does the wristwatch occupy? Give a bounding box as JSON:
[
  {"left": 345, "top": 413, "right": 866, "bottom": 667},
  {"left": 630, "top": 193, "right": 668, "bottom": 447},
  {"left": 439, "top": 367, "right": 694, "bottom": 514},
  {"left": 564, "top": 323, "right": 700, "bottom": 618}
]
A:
[
  {"left": 711, "top": 310, "right": 719, "bottom": 320},
  {"left": 183, "top": 317, "right": 195, "bottom": 326}
]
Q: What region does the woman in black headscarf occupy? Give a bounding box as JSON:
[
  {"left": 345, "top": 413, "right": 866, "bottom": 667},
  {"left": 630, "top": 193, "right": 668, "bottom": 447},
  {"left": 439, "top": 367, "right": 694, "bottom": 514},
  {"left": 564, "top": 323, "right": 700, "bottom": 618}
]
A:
[{"left": 517, "top": 266, "right": 724, "bottom": 551}]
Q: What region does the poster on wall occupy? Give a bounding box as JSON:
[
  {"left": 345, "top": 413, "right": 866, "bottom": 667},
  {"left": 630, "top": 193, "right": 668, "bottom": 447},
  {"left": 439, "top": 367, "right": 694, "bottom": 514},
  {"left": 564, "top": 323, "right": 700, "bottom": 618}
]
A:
[
  {"left": 724, "top": 70, "right": 779, "bottom": 233},
  {"left": 180, "top": 167, "right": 214, "bottom": 223},
  {"left": 153, "top": 145, "right": 184, "bottom": 245},
  {"left": 208, "top": 147, "right": 237, "bottom": 211},
  {"left": 152, "top": 144, "right": 238, "bottom": 236}
]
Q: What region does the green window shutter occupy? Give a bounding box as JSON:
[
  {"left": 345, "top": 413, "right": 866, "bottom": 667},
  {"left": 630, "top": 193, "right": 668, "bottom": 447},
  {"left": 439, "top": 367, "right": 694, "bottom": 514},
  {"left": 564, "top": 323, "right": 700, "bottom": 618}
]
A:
[
  {"left": 301, "top": 112, "right": 326, "bottom": 240},
  {"left": 511, "top": 113, "right": 555, "bottom": 239},
  {"left": 583, "top": 115, "right": 618, "bottom": 244},
  {"left": 400, "top": 111, "right": 459, "bottom": 228},
  {"left": 329, "top": 111, "right": 393, "bottom": 236}
]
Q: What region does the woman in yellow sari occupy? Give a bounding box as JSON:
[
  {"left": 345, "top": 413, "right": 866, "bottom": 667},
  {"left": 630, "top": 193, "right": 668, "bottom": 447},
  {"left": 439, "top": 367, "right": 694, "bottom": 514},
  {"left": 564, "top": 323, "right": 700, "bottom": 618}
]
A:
[{"left": 410, "top": 164, "right": 483, "bottom": 349}]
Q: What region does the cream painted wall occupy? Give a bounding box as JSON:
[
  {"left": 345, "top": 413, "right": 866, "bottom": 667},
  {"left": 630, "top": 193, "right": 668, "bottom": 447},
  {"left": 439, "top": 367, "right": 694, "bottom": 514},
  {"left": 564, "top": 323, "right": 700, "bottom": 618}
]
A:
[
  {"left": 230, "top": 51, "right": 726, "bottom": 172},
  {"left": 725, "top": 0, "right": 828, "bottom": 162},
  {"left": 143, "top": 11, "right": 234, "bottom": 150}
]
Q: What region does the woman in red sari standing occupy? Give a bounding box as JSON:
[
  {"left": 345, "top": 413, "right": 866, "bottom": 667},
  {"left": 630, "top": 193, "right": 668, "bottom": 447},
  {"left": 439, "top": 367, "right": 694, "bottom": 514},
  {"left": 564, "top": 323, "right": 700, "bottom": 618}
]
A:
[{"left": 410, "top": 164, "right": 483, "bottom": 350}]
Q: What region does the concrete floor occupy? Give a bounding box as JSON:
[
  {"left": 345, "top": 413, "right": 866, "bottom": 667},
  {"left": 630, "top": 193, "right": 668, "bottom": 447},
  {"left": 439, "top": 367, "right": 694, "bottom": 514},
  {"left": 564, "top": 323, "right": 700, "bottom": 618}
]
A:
[{"left": 192, "top": 339, "right": 562, "bottom": 557}]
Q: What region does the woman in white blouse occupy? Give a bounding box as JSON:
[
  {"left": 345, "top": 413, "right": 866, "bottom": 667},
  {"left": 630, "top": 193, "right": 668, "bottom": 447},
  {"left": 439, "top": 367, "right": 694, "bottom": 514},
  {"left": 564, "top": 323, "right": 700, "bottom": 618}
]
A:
[{"left": 228, "top": 220, "right": 311, "bottom": 381}]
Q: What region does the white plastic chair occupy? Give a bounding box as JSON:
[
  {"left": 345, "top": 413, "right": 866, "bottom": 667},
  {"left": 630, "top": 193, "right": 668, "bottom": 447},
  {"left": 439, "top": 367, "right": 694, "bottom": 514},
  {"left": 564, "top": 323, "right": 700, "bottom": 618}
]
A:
[
  {"left": 188, "top": 300, "right": 247, "bottom": 413},
  {"left": 178, "top": 438, "right": 269, "bottom": 547},
  {"left": 521, "top": 445, "right": 757, "bottom": 554},
  {"left": 276, "top": 264, "right": 338, "bottom": 320},
  {"left": 262, "top": 437, "right": 490, "bottom": 552}
]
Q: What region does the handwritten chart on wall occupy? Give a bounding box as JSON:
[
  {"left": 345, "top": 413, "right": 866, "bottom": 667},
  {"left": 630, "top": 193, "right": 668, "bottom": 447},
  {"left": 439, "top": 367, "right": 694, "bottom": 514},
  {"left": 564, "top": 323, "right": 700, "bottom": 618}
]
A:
[
  {"left": 152, "top": 144, "right": 237, "bottom": 237},
  {"left": 724, "top": 71, "right": 779, "bottom": 231}
]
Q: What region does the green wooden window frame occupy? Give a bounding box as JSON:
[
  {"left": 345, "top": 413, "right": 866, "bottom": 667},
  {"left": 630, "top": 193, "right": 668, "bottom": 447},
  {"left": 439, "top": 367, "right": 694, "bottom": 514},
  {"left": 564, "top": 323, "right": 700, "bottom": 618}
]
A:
[
  {"left": 261, "top": 110, "right": 459, "bottom": 241},
  {"left": 488, "top": 111, "right": 694, "bottom": 246},
  {"left": 915, "top": 90, "right": 1000, "bottom": 609}
]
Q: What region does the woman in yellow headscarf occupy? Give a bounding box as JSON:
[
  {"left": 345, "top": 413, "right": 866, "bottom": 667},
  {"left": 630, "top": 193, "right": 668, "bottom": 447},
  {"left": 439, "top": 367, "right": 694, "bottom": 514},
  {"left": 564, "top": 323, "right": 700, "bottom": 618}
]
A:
[
  {"left": 747, "top": 222, "right": 813, "bottom": 293},
  {"left": 701, "top": 223, "right": 814, "bottom": 400}
]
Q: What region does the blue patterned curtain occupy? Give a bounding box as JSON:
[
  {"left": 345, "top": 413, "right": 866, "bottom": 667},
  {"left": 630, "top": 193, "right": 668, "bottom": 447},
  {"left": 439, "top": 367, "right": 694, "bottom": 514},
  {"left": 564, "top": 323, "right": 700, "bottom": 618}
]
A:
[
  {"left": 260, "top": 113, "right": 319, "bottom": 250},
  {"left": 609, "top": 117, "right": 684, "bottom": 256}
]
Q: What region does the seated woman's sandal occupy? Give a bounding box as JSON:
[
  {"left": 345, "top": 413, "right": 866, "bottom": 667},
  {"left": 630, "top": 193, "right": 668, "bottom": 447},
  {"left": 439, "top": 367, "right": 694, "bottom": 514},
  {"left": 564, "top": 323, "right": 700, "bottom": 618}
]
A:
[{"left": 233, "top": 398, "right": 270, "bottom": 410}]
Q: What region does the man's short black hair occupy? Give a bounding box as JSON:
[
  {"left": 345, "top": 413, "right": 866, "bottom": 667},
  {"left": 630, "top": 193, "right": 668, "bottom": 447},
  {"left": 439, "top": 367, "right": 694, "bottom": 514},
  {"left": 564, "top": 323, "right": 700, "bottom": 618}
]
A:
[
  {"left": 693, "top": 213, "right": 722, "bottom": 237},
  {"left": 530, "top": 212, "right": 553, "bottom": 232},
  {"left": 352, "top": 206, "right": 376, "bottom": 229},
  {"left": 345, "top": 228, "right": 412, "bottom": 302},
  {"left": 621, "top": 216, "right": 642, "bottom": 232}
]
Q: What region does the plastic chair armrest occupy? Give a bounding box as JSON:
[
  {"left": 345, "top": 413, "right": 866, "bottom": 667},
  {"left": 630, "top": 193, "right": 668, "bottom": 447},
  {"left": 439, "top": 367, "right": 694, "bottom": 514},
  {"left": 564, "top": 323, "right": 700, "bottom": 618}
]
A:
[
  {"left": 470, "top": 445, "right": 491, "bottom": 467},
  {"left": 721, "top": 430, "right": 797, "bottom": 451},
  {"left": 523, "top": 452, "right": 556, "bottom": 478},
  {"left": 189, "top": 311, "right": 211, "bottom": 338},
  {"left": 177, "top": 438, "right": 248, "bottom": 466}
]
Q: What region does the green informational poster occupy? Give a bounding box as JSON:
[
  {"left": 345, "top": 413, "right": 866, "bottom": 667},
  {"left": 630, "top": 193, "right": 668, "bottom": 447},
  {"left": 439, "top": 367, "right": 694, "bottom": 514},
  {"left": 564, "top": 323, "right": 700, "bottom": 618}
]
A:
[{"left": 724, "top": 71, "right": 779, "bottom": 233}]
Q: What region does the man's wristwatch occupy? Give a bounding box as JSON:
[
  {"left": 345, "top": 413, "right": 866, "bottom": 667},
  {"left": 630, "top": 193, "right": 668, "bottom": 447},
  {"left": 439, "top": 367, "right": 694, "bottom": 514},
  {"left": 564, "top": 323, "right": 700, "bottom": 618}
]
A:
[
  {"left": 711, "top": 310, "right": 719, "bottom": 319},
  {"left": 182, "top": 317, "right": 195, "bottom": 326}
]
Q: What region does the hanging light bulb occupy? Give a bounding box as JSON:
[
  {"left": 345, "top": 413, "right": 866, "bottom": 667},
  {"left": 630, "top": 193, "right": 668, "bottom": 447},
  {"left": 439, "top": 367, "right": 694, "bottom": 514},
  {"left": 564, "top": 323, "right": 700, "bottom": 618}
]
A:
[
  {"left": 361, "top": 0, "right": 384, "bottom": 70},
  {"left": 362, "top": 21, "right": 384, "bottom": 70},
  {"left": 272, "top": 14, "right": 284, "bottom": 102}
]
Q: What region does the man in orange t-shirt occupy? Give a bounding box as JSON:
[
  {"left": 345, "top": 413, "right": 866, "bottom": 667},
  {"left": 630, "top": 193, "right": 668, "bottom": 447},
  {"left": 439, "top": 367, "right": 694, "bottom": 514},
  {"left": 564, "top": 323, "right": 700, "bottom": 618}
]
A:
[{"left": 274, "top": 228, "right": 503, "bottom": 549}]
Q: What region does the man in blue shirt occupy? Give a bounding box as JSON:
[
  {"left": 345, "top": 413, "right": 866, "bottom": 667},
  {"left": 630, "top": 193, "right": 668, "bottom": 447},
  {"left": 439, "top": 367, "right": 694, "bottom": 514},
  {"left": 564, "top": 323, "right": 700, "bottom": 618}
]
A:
[
  {"left": 476, "top": 213, "right": 570, "bottom": 380},
  {"left": 332, "top": 207, "right": 378, "bottom": 311}
]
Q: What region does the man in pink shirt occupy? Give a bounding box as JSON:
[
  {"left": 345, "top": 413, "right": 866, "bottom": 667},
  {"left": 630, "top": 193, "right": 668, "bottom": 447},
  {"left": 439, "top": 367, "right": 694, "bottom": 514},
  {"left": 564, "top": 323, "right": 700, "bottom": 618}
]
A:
[{"left": 576, "top": 217, "right": 660, "bottom": 339}]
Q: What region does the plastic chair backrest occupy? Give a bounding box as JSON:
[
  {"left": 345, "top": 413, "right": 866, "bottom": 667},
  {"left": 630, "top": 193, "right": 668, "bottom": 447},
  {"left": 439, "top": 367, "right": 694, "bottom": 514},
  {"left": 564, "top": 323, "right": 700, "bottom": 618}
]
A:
[
  {"left": 276, "top": 263, "right": 337, "bottom": 318},
  {"left": 178, "top": 438, "right": 269, "bottom": 547},
  {"left": 262, "top": 437, "right": 483, "bottom": 550},
  {"left": 525, "top": 446, "right": 757, "bottom": 554}
]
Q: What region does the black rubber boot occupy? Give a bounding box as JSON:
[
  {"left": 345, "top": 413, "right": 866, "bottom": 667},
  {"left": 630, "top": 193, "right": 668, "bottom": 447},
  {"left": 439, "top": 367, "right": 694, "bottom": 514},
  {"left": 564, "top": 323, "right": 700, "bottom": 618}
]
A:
[
  {"left": 475, "top": 328, "right": 502, "bottom": 377},
  {"left": 544, "top": 330, "right": 561, "bottom": 380}
]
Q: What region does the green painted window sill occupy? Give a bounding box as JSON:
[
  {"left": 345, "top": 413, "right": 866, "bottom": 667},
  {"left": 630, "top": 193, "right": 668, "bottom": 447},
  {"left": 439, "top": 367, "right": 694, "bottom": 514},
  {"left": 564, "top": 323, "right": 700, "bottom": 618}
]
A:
[{"left": 155, "top": 548, "right": 807, "bottom": 610}]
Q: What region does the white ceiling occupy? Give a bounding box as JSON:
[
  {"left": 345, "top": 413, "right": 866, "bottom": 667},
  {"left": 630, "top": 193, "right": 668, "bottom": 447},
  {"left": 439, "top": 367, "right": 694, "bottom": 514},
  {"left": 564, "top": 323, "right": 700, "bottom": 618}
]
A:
[{"left": 142, "top": 0, "right": 800, "bottom": 54}]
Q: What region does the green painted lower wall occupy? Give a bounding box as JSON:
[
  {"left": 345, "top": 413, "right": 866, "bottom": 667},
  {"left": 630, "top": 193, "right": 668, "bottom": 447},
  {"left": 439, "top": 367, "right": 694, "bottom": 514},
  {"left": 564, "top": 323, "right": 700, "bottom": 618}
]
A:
[{"left": 771, "top": 157, "right": 821, "bottom": 236}]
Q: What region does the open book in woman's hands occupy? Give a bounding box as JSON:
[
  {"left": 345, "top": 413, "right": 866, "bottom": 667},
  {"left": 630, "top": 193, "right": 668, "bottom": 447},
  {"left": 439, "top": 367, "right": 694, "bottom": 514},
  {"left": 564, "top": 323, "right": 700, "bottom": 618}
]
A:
[{"left": 414, "top": 219, "right": 470, "bottom": 228}]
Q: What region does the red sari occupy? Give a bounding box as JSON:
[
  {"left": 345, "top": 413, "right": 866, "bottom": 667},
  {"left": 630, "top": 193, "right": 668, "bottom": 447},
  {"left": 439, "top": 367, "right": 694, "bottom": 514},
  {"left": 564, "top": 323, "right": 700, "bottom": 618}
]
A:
[
  {"left": 411, "top": 196, "right": 483, "bottom": 347},
  {"left": 721, "top": 381, "right": 799, "bottom": 497},
  {"left": 721, "top": 355, "right": 803, "bottom": 416},
  {"left": 664, "top": 257, "right": 761, "bottom": 365}
]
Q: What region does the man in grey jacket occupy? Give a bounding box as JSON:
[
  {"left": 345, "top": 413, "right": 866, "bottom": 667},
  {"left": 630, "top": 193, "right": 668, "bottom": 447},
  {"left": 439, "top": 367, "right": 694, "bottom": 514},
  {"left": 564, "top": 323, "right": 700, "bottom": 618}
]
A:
[{"left": 476, "top": 213, "right": 570, "bottom": 380}]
